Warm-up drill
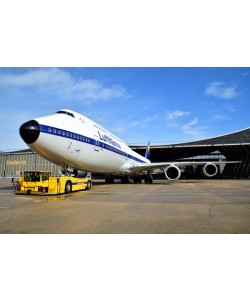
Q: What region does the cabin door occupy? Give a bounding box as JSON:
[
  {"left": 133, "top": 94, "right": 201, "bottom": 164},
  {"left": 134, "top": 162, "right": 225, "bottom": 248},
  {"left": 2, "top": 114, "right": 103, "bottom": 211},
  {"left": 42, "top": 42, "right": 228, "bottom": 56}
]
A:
[{"left": 94, "top": 135, "right": 99, "bottom": 151}]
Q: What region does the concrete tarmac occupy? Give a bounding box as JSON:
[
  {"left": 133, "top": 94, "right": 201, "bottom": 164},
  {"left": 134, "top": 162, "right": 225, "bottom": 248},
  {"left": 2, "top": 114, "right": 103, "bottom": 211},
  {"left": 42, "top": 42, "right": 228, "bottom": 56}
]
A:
[{"left": 0, "top": 178, "right": 250, "bottom": 233}]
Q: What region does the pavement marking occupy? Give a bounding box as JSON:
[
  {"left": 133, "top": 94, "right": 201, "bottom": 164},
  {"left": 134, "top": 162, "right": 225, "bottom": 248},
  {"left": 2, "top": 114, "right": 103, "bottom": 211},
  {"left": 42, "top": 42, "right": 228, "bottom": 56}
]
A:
[
  {"left": 15, "top": 196, "right": 35, "bottom": 200},
  {"left": 44, "top": 196, "right": 65, "bottom": 202},
  {"left": 0, "top": 192, "right": 13, "bottom": 195}
]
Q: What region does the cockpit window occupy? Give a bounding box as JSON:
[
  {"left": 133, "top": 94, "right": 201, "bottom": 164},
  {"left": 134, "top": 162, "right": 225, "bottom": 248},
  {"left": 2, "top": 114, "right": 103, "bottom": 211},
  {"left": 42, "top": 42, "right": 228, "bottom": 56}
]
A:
[{"left": 56, "top": 111, "right": 75, "bottom": 118}]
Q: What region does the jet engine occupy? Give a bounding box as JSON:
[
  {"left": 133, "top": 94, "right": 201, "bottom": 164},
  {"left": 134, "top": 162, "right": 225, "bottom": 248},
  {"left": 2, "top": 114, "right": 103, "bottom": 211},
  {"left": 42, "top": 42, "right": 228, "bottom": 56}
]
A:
[
  {"left": 73, "top": 170, "right": 88, "bottom": 178},
  {"left": 202, "top": 163, "right": 218, "bottom": 178},
  {"left": 60, "top": 167, "right": 87, "bottom": 178},
  {"left": 164, "top": 165, "right": 181, "bottom": 180}
]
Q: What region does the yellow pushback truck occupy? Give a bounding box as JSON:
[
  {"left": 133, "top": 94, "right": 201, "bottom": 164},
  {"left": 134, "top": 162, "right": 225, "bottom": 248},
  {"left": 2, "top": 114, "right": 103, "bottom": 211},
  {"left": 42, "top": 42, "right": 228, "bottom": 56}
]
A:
[{"left": 16, "top": 171, "right": 92, "bottom": 195}]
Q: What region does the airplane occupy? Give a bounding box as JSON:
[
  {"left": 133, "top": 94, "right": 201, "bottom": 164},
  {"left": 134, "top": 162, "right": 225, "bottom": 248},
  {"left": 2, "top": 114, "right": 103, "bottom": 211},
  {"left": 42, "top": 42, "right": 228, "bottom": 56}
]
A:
[{"left": 19, "top": 109, "right": 241, "bottom": 184}]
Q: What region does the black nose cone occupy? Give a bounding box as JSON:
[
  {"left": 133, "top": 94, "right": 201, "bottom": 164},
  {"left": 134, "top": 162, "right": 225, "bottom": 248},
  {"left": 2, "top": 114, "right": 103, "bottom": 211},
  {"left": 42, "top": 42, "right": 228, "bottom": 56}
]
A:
[{"left": 19, "top": 120, "right": 40, "bottom": 144}]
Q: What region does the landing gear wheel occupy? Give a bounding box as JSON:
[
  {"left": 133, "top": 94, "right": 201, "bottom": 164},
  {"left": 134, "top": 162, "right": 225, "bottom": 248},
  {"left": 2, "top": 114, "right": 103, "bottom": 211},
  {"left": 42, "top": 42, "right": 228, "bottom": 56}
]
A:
[
  {"left": 121, "top": 176, "right": 129, "bottom": 184},
  {"left": 65, "top": 181, "right": 72, "bottom": 194},
  {"left": 105, "top": 175, "right": 114, "bottom": 184},
  {"left": 133, "top": 176, "right": 142, "bottom": 184},
  {"left": 86, "top": 180, "right": 92, "bottom": 190},
  {"left": 145, "top": 174, "right": 153, "bottom": 184}
]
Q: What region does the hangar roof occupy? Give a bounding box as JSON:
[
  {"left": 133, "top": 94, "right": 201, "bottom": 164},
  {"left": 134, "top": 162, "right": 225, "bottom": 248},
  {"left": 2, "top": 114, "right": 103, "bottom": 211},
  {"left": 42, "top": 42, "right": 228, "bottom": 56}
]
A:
[{"left": 130, "top": 127, "right": 250, "bottom": 162}]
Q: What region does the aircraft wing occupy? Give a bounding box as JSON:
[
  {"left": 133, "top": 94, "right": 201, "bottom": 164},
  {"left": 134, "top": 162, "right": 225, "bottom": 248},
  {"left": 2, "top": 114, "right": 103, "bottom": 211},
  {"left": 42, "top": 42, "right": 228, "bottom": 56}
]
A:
[{"left": 129, "top": 161, "right": 241, "bottom": 172}]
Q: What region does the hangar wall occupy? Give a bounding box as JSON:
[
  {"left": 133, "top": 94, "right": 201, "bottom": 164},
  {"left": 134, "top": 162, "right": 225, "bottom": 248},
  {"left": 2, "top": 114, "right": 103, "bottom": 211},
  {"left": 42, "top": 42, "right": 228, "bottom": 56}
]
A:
[
  {"left": 131, "top": 127, "right": 250, "bottom": 179},
  {"left": 0, "top": 151, "right": 61, "bottom": 178}
]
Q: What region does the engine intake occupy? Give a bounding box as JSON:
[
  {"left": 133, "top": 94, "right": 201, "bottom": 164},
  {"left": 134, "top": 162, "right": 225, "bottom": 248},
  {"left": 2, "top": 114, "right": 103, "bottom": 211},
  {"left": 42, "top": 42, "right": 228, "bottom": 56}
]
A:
[
  {"left": 164, "top": 165, "right": 181, "bottom": 180},
  {"left": 202, "top": 163, "right": 218, "bottom": 178},
  {"left": 60, "top": 167, "right": 87, "bottom": 178},
  {"left": 73, "top": 170, "right": 88, "bottom": 178}
]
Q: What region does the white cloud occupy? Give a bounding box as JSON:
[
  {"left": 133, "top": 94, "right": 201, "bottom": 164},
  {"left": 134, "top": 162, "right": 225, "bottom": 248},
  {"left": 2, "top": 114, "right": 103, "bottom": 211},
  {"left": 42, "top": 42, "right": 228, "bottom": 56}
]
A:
[
  {"left": 129, "top": 114, "right": 160, "bottom": 128},
  {"left": 205, "top": 82, "right": 239, "bottom": 99},
  {"left": 181, "top": 117, "right": 202, "bottom": 136},
  {"left": 166, "top": 110, "right": 190, "bottom": 121},
  {"left": 0, "top": 68, "right": 129, "bottom": 102},
  {"left": 165, "top": 110, "right": 204, "bottom": 138},
  {"left": 211, "top": 114, "right": 230, "bottom": 121},
  {"left": 165, "top": 110, "right": 190, "bottom": 128},
  {"left": 0, "top": 68, "right": 70, "bottom": 86},
  {"left": 224, "top": 104, "right": 236, "bottom": 112}
]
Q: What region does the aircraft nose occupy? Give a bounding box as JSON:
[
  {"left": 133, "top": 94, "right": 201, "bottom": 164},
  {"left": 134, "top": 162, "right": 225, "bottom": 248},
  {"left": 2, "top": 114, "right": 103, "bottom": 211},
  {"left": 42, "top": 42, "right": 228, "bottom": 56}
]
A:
[{"left": 19, "top": 120, "right": 40, "bottom": 144}]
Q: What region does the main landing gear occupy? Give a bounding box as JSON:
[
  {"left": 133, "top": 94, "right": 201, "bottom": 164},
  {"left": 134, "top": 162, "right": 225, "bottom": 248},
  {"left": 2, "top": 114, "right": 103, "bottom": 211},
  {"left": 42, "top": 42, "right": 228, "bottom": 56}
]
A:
[
  {"left": 104, "top": 174, "right": 153, "bottom": 184},
  {"left": 144, "top": 174, "right": 153, "bottom": 184},
  {"left": 105, "top": 175, "right": 114, "bottom": 184}
]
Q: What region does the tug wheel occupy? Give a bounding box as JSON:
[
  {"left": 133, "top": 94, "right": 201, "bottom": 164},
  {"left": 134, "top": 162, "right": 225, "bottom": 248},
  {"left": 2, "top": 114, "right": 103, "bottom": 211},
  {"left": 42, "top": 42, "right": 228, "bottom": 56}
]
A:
[
  {"left": 65, "top": 181, "right": 72, "bottom": 194},
  {"left": 86, "top": 180, "right": 92, "bottom": 190}
]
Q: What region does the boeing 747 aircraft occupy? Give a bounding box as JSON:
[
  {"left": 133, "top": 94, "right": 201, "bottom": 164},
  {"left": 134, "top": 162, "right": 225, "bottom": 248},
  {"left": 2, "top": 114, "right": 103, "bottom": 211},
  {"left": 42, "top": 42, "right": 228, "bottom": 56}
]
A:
[{"left": 19, "top": 109, "right": 240, "bottom": 183}]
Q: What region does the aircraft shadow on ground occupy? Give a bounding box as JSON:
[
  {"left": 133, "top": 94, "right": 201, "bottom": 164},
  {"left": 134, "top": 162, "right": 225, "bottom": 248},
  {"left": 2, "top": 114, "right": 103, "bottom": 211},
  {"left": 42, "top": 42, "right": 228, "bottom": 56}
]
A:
[{"left": 0, "top": 185, "right": 16, "bottom": 191}]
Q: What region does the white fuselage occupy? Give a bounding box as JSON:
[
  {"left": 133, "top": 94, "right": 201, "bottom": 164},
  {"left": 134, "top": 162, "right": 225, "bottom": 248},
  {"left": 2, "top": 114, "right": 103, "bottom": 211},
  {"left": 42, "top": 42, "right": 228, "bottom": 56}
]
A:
[{"left": 27, "top": 110, "right": 150, "bottom": 174}]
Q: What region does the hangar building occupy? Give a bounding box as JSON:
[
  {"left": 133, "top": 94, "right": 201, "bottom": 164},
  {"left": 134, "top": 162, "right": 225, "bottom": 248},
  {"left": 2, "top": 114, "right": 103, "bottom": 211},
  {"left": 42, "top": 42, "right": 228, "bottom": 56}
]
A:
[
  {"left": 0, "top": 149, "right": 61, "bottom": 178},
  {"left": 131, "top": 127, "right": 250, "bottom": 179},
  {"left": 1, "top": 127, "right": 250, "bottom": 179}
]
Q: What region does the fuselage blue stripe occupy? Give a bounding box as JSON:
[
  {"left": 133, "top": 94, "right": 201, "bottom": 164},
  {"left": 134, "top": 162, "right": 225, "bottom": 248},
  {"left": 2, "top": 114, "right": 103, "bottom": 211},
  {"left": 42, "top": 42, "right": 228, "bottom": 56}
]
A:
[{"left": 39, "top": 124, "right": 146, "bottom": 164}]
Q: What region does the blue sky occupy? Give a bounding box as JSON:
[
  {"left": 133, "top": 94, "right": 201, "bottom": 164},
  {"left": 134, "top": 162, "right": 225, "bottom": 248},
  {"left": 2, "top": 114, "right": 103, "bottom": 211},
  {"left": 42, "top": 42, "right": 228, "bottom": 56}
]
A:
[{"left": 0, "top": 67, "right": 249, "bottom": 151}]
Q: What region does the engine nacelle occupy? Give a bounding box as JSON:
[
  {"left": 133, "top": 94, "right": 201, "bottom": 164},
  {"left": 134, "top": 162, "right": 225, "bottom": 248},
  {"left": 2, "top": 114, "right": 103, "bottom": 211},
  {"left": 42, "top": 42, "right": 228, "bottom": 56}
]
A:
[
  {"left": 164, "top": 165, "right": 181, "bottom": 180},
  {"left": 202, "top": 163, "right": 218, "bottom": 178},
  {"left": 73, "top": 170, "right": 88, "bottom": 178},
  {"left": 60, "top": 167, "right": 87, "bottom": 178}
]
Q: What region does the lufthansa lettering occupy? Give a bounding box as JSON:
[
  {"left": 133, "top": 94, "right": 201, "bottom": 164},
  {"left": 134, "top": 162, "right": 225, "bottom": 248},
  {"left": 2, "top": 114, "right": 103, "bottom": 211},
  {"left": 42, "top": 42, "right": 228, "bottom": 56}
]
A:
[
  {"left": 98, "top": 131, "right": 121, "bottom": 149},
  {"left": 7, "top": 160, "right": 26, "bottom": 165}
]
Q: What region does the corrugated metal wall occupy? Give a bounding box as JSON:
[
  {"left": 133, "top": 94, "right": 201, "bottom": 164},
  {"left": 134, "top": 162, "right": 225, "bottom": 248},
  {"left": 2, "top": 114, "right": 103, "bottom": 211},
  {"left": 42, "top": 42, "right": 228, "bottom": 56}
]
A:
[
  {"left": 0, "top": 155, "right": 6, "bottom": 178},
  {"left": 0, "top": 153, "right": 61, "bottom": 178}
]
